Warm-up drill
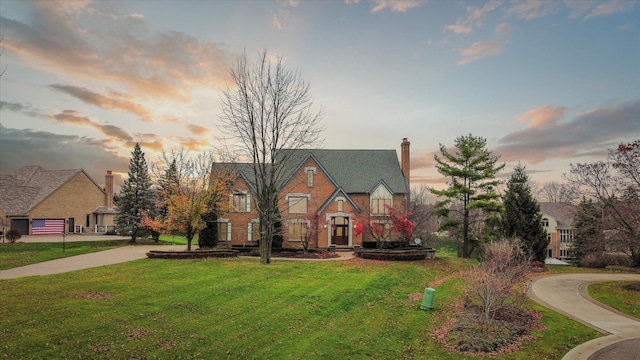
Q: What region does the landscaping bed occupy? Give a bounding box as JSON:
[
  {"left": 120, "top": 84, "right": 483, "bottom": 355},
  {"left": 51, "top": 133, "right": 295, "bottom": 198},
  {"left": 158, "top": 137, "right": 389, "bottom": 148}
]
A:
[
  {"left": 356, "top": 248, "right": 436, "bottom": 261},
  {"left": 231, "top": 245, "right": 341, "bottom": 259},
  {"left": 146, "top": 249, "right": 238, "bottom": 259}
]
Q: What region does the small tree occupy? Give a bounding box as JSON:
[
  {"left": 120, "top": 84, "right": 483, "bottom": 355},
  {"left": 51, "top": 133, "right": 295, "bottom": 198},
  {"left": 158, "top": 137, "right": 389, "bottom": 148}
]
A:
[
  {"left": 115, "top": 143, "right": 156, "bottom": 242},
  {"left": 502, "top": 164, "right": 548, "bottom": 262},
  {"left": 301, "top": 213, "right": 321, "bottom": 253},
  {"left": 431, "top": 134, "right": 505, "bottom": 258},
  {"left": 6, "top": 229, "right": 22, "bottom": 243},
  {"left": 353, "top": 205, "right": 415, "bottom": 248},
  {"left": 143, "top": 150, "right": 231, "bottom": 251},
  {"left": 468, "top": 239, "right": 531, "bottom": 321}
]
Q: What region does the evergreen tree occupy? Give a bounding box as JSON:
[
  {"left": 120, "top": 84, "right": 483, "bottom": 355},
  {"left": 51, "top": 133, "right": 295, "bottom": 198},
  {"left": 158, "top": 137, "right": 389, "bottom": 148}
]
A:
[
  {"left": 198, "top": 212, "right": 218, "bottom": 248},
  {"left": 431, "top": 134, "right": 505, "bottom": 258},
  {"left": 502, "top": 164, "right": 548, "bottom": 262},
  {"left": 572, "top": 197, "right": 605, "bottom": 265},
  {"left": 115, "top": 143, "right": 156, "bottom": 242}
]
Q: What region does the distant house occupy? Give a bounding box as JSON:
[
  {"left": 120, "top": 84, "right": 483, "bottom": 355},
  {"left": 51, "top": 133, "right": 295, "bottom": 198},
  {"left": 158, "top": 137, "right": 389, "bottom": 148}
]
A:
[
  {"left": 539, "top": 202, "right": 576, "bottom": 260},
  {"left": 214, "top": 139, "right": 411, "bottom": 248},
  {"left": 0, "top": 166, "right": 116, "bottom": 236}
]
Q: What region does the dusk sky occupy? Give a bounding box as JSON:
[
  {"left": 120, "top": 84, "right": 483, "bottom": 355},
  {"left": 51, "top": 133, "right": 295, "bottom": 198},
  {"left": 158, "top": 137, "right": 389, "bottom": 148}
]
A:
[{"left": 1, "top": 0, "right": 638, "bottom": 191}]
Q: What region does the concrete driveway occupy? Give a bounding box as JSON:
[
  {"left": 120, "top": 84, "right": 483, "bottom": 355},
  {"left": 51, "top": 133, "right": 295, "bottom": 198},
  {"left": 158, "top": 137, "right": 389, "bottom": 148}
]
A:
[
  {"left": 0, "top": 245, "right": 186, "bottom": 280},
  {"left": 529, "top": 273, "right": 640, "bottom": 360}
]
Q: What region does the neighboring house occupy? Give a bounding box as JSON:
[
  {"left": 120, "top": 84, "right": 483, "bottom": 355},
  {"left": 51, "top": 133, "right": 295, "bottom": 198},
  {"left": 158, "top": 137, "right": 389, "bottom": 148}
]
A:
[
  {"left": 0, "top": 166, "right": 116, "bottom": 235},
  {"left": 539, "top": 202, "right": 576, "bottom": 260},
  {"left": 215, "top": 139, "right": 411, "bottom": 248}
]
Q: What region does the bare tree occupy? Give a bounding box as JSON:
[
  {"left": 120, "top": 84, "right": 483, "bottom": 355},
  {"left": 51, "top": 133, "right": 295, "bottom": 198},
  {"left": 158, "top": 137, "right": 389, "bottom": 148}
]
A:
[
  {"left": 565, "top": 140, "right": 640, "bottom": 266},
  {"left": 409, "top": 185, "right": 438, "bottom": 246},
  {"left": 537, "top": 181, "right": 578, "bottom": 203},
  {"left": 219, "top": 49, "right": 324, "bottom": 264}
]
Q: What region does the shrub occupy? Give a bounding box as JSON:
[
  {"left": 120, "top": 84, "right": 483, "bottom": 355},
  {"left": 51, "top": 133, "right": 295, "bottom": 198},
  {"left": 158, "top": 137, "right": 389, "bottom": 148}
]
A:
[
  {"left": 198, "top": 222, "right": 218, "bottom": 248},
  {"left": 469, "top": 239, "right": 531, "bottom": 321},
  {"left": 579, "top": 252, "right": 633, "bottom": 268},
  {"left": 6, "top": 229, "right": 22, "bottom": 243}
]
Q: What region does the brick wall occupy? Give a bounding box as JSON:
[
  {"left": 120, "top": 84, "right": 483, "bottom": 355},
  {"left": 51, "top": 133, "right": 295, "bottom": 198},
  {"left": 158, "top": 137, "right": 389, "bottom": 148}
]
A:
[{"left": 29, "top": 172, "right": 107, "bottom": 233}]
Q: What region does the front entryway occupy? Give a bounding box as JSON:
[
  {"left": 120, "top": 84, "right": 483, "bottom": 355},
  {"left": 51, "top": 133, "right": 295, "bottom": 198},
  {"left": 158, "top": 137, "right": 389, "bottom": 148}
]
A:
[{"left": 331, "top": 216, "right": 349, "bottom": 246}]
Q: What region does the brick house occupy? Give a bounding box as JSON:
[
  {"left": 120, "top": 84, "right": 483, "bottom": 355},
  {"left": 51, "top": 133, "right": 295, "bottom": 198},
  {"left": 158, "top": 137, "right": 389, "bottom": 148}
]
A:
[
  {"left": 0, "top": 166, "right": 116, "bottom": 236},
  {"left": 215, "top": 139, "right": 411, "bottom": 248},
  {"left": 539, "top": 202, "right": 576, "bottom": 260}
]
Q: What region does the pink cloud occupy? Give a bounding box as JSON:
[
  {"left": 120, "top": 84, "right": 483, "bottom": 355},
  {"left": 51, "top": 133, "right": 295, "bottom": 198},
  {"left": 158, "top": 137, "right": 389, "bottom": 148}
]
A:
[
  {"left": 517, "top": 105, "right": 567, "bottom": 128},
  {"left": 457, "top": 41, "right": 502, "bottom": 65},
  {"left": 585, "top": 0, "right": 636, "bottom": 19},
  {"left": 371, "top": 0, "right": 422, "bottom": 13}
]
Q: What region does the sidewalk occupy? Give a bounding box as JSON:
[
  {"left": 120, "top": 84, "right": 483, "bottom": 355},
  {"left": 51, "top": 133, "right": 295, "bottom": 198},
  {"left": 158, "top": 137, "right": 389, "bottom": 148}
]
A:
[
  {"left": 529, "top": 273, "right": 640, "bottom": 360},
  {"left": 0, "top": 245, "right": 186, "bottom": 280}
]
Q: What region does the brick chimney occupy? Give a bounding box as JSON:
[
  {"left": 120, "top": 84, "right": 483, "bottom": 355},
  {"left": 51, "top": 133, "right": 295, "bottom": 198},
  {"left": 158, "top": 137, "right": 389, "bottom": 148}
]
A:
[
  {"left": 401, "top": 138, "right": 410, "bottom": 181},
  {"left": 105, "top": 170, "right": 114, "bottom": 208}
]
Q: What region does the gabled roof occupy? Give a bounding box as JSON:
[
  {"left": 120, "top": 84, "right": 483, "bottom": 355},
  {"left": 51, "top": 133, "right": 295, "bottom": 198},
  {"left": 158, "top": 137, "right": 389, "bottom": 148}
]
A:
[
  {"left": 279, "top": 149, "right": 409, "bottom": 194},
  {"left": 0, "top": 166, "right": 103, "bottom": 216},
  {"left": 539, "top": 202, "right": 576, "bottom": 228},
  {"left": 318, "top": 188, "right": 360, "bottom": 213},
  {"left": 215, "top": 148, "right": 410, "bottom": 195}
]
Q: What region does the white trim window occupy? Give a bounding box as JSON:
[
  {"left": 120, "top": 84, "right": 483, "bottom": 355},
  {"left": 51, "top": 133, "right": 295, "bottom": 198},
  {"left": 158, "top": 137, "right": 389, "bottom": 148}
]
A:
[
  {"left": 248, "top": 220, "right": 260, "bottom": 242},
  {"left": 560, "top": 229, "right": 573, "bottom": 244},
  {"left": 287, "top": 194, "right": 310, "bottom": 214},
  {"left": 371, "top": 185, "right": 392, "bottom": 215},
  {"left": 231, "top": 191, "right": 251, "bottom": 213},
  {"left": 305, "top": 167, "right": 316, "bottom": 188},
  {"left": 288, "top": 219, "right": 309, "bottom": 241},
  {"left": 217, "top": 220, "right": 232, "bottom": 241}
]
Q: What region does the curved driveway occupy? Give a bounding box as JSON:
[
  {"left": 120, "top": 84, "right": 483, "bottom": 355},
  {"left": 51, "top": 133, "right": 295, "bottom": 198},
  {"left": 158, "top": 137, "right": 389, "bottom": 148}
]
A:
[{"left": 529, "top": 273, "right": 640, "bottom": 360}]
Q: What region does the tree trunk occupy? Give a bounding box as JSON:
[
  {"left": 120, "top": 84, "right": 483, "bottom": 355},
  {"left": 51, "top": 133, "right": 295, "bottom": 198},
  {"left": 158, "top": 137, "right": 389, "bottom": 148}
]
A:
[{"left": 462, "top": 207, "right": 470, "bottom": 258}]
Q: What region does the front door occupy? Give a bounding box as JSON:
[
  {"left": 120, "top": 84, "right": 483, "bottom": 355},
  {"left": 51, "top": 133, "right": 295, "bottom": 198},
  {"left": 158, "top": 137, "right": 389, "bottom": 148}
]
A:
[
  {"left": 68, "top": 218, "right": 74, "bottom": 233},
  {"left": 331, "top": 216, "right": 349, "bottom": 246}
]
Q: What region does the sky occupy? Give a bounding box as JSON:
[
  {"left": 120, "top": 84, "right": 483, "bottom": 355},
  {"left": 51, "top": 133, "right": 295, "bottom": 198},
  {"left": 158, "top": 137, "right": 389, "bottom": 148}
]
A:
[{"left": 1, "top": 0, "right": 639, "bottom": 191}]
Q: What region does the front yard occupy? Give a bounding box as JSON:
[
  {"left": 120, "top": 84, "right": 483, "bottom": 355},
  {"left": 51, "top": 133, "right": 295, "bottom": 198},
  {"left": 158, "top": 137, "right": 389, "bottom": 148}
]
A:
[{"left": 0, "top": 250, "right": 601, "bottom": 359}]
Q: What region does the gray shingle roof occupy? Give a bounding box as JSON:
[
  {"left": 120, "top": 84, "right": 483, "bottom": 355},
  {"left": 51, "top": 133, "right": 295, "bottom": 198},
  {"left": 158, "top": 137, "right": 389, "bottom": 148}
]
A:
[
  {"left": 216, "top": 149, "right": 409, "bottom": 195},
  {"left": 539, "top": 202, "right": 576, "bottom": 228},
  {"left": 282, "top": 149, "right": 409, "bottom": 194},
  {"left": 0, "top": 166, "right": 96, "bottom": 216}
]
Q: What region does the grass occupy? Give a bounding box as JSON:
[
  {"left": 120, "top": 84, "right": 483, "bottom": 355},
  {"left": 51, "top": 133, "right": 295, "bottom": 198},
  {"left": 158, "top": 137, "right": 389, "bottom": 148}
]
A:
[
  {"left": 0, "top": 252, "right": 601, "bottom": 359},
  {"left": 588, "top": 281, "right": 640, "bottom": 319},
  {"left": 0, "top": 241, "right": 127, "bottom": 270}
]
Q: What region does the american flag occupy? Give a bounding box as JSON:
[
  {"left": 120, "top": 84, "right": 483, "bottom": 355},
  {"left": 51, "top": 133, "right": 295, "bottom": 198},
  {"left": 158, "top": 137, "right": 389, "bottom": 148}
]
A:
[{"left": 32, "top": 219, "right": 65, "bottom": 235}]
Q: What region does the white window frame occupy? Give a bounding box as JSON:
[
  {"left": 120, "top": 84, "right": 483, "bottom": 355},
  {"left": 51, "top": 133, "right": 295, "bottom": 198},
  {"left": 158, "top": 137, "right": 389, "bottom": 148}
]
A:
[
  {"left": 217, "top": 219, "right": 232, "bottom": 241},
  {"left": 305, "top": 167, "right": 316, "bottom": 188},
  {"left": 287, "top": 219, "right": 310, "bottom": 242},
  {"left": 248, "top": 219, "right": 260, "bottom": 242},
  {"left": 231, "top": 191, "right": 251, "bottom": 213},
  {"left": 371, "top": 185, "right": 393, "bottom": 215},
  {"left": 286, "top": 193, "right": 310, "bottom": 214}
]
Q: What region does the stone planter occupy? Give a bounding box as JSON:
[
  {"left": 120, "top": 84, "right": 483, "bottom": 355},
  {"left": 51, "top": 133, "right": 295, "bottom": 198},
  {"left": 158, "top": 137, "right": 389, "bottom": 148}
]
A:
[{"left": 355, "top": 248, "right": 436, "bottom": 261}]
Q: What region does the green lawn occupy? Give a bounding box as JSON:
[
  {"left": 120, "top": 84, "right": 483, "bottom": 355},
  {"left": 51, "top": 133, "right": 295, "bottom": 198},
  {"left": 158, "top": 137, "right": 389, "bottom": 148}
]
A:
[
  {"left": 0, "top": 241, "right": 127, "bottom": 270},
  {"left": 0, "top": 253, "right": 600, "bottom": 359},
  {"left": 588, "top": 281, "right": 640, "bottom": 319}
]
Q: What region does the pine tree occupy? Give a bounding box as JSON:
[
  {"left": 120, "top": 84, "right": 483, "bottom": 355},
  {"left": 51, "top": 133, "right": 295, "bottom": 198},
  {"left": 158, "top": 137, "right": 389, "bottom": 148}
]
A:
[
  {"left": 115, "top": 143, "right": 156, "bottom": 242},
  {"left": 502, "top": 164, "right": 548, "bottom": 262},
  {"left": 572, "top": 197, "right": 605, "bottom": 265},
  {"left": 431, "top": 134, "right": 505, "bottom": 258}
]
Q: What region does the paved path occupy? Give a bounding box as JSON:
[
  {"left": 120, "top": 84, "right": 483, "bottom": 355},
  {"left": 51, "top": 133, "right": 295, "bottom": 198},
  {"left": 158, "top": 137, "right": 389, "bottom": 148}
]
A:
[
  {"left": 529, "top": 273, "right": 640, "bottom": 360},
  {"left": 0, "top": 245, "right": 186, "bottom": 279}
]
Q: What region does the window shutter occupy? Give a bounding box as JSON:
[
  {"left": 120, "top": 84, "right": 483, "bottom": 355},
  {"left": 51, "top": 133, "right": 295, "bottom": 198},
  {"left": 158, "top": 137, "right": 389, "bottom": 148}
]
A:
[
  {"left": 227, "top": 223, "right": 232, "bottom": 241},
  {"left": 229, "top": 194, "right": 234, "bottom": 211},
  {"left": 246, "top": 193, "right": 251, "bottom": 212},
  {"left": 248, "top": 223, "right": 252, "bottom": 241}
]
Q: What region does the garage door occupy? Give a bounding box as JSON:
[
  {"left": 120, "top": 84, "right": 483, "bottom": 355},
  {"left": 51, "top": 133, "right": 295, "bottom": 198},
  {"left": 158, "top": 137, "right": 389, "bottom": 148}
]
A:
[{"left": 10, "top": 219, "right": 29, "bottom": 236}]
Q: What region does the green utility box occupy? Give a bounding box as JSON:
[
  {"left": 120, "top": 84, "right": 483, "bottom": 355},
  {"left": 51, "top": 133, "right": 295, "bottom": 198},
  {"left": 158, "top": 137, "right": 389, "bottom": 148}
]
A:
[{"left": 420, "top": 287, "right": 436, "bottom": 310}]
